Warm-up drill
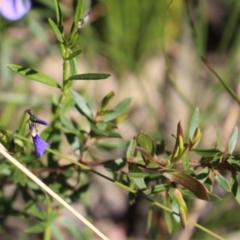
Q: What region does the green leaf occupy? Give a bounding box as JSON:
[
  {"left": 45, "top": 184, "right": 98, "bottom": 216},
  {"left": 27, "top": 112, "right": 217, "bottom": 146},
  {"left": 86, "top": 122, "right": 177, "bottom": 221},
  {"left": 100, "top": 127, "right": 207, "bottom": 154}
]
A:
[
  {"left": 146, "top": 209, "right": 153, "bottom": 234},
  {"left": 69, "top": 89, "right": 93, "bottom": 120},
  {"left": 208, "top": 192, "right": 222, "bottom": 202},
  {"left": 128, "top": 165, "right": 144, "bottom": 178},
  {"left": 69, "top": 0, "right": 85, "bottom": 41},
  {"left": 24, "top": 201, "right": 45, "bottom": 220},
  {"left": 68, "top": 73, "right": 110, "bottom": 81},
  {"left": 65, "top": 49, "right": 82, "bottom": 60},
  {"left": 68, "top": 33, "right": 80, "bottom": 48},
  {"left": 104, "top": 158, "right": 126, "bottom": 172},
  {"left": 182, "top": 155, "right": 189, "bottom": 171},
  {"left": 228, "top": 158, "right": 240, "bottom": 171},
  {"left": 163, "top": 169, "right": 210, "bottom": 200},
  {"left": 100, "top": 91, "right": 115, "bottom": 110},
  {"left": 53, "top": 0, "right": 63, "bottom": 27},
  {"left": 61, "top": 218, "right": 86, "bottom": 239},
  {"left": 136, "top": 132, "right": 155, "bottom": 156},
  {"left": 136, "top": 134, "right": 161, "bottom": 167},
  {"left": 192, "top": 148, "right": 220, "bottom": 157},
  {"left": 215, "top": 174, "right": 231, "bottom": 192},
  {"left": 232, "top": 175, "right": 240, "bottom": 204},
  {"left": 90, "top": 124, "right": 121, "bottom": 138},
  {"left": 174, "top": 189, "right": 188, "bottom": 228},
  {"left": 7, "top": 64, "right": 61, "bottom": 88},
  {"left": 67, "top": 57, "right": 78, "bottom": 90},
  {"left": 163, "top": 196, "right": 173, "bottom": 233},
  {"left": 204, "top": 177, "right": 214, "bottom": 192},
  {"left": 228, "top": 127, "right": 238, "bottom": 154},
  {"left": 100, "top": 98, "right": 131, "bottom": 122},
  {"left": 0, "top": 129, "right": 24, "bottom": 153},
  {"left": 189, "top": 107, "right": 200, "bottom": 139},
  {"left": 215, "top": 127, "right": 222, "bottom": 150},
  {"left": 26, "top": 180, "right": 40, "bottom": 190},
  {"left": 0, "top": 163, "right": 11, "bottom": 175},
  {"left": 126, "top": 138, "right": 137, "bottom": 159},
  {"left": 181, "top": 189, "right": 221, "bottom": 202},
  {"left": 26, "top": 222, "right": 46, "bottom": 233},
  {"left": 196, "top": 167, "right": 209, "bottom": 183},
  {"left": 64, "top": 132, "right": 81, "bottom": 156},
  {"left": 48, "top": 18, "right": 64, "bottom": 43},
  {"left": 12, "top": 167, "right": 27, "bottom": 185},
  {"left": 143, "top": 184, "right": 167, "bottom": 195},
  {"left": 132, "top": 177, "right": 146, "bottom": 190}
]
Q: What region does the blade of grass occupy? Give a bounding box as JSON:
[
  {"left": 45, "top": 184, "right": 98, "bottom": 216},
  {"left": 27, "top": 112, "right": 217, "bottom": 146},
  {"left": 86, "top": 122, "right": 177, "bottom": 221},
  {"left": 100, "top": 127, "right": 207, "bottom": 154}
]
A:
[
  {"left": 161, "top": 0, "right": 193, "bottom": 108},
  {"left": 202, "top": 57, "right": 240, "bottom": 105}
]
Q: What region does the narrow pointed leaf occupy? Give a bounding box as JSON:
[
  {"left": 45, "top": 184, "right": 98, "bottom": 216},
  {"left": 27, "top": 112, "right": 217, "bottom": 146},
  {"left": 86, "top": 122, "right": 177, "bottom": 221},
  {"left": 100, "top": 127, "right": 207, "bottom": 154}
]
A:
[
  {"left": 146, "top": 209, "right": 153, "bottom": 233},
  {"left": 143, "top": 184, "right": 166, "bottom": 195},
  {"left": 100, "top": 98, "right": 131, "bottom": 122},
  {"left": 48, "top": 18, "right": 64, "bottom": 43},
  {"left": 26, "top": 223, "right": 46, "bottom": 233},
  {"left": 90, "top": 124, "right": 121, "bottom": 138},
  {"left": 163, "top": 170, "right": 210, "bottom": 200},
  {"left": 181, "top": 189, "right": 221, "bottom": 202},
  {"left": 182, "top": 155, "right": 189, "bottom": 171},
  {"left": 68, "top": 73, "right": 110, "bottom": 81},
  {"left": 163, "top": 196, "right": 173, "bottom": 233},
  {"left": 128, "top": 165, "right": 144, "bottom": 178},
  {"left": 196, "top": 167, "right": 209, "bottom": 183},
  {"left": 65, "top": 49, "right": 82, "bottom": 60},
  {"left": 100, "top": 91, "right": 115, "bottom": 110},
  {"left": 69, "top": 0, "right": 85, "bottom": 39},
  {"left": 232, "top": 176, "right": 240, "bottom": 204},
  {"left": 7, "top": 64, "right": 61, "bottom": 88},
  {"left": 192, "top": 148, "right": 220, "bottom": 157},
  {"left": 104, "top": 158, "right": 126, "bottom": 172},
  {"left": 69, "top": 57, "right": 78, "bottom": 76},
  {"left": 126, "top": 138, "right": 137, "bottom": 159},
  {"left": 53, "top": 0, "right": 63, "bottom": 27},
  {"left": 189, "top": 107, "right": 200, "bottom": 139},
  {"left": 69, "top": 89, "right": 93, "bottom": 120},
  {"left": 228, "top": 127, "right": 238, "bottom": 154},
  {"left": 132, "top": 177, "right": 146, "bottom": 190},
  {"left": 174, "top": 189, "right": 188, "bottom": 228},
  {"left": 215, "top": 175, "right": 231, "bottom": 192}
]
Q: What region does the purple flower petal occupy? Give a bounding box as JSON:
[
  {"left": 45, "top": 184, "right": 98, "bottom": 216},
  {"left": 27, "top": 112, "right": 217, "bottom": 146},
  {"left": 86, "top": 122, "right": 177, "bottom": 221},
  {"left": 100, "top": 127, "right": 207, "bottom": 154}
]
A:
[
  {"left": 0, "top": 0, "right": 31, "bottom": 21},
  {"left": 35, "top": 119, "right": 48, "bottom": 126},
  {"left": 26, "top": 109, "right": 48, "bottom": 126},
  {"left": 32, "top": 133, "right": 48, "bottom": 157}
]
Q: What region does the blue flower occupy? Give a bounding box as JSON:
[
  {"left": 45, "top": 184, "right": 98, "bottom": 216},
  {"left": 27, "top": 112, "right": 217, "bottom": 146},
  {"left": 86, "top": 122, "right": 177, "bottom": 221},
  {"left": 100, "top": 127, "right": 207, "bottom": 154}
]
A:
[
  {"left": 29, "top": 122, "right": 48, "bottom": 157},
  {"left": 0, "top": 0, "right": 31, "bottom": 21},
  {"left": 31, "top": 131, "right": 48, "bottom": 157}
]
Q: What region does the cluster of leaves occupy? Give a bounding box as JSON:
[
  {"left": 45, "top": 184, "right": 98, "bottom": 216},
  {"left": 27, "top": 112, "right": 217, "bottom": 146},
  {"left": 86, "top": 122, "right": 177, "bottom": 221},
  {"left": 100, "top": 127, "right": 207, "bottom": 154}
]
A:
[
  {"left": 114, "top": 107, "right": 239, "bottom": 231},
  {"left": 1, "top": 0, "right": 240, "bottom": 239},
  {"left": 0, "top": 0, "right": 130, "bottom": 237}
]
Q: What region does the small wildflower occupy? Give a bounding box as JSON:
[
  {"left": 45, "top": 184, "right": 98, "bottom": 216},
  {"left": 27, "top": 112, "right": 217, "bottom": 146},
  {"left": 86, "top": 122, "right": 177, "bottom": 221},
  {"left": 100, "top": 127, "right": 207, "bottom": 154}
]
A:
[
  {"left": 30, "top": 123, "right": 48, "bottom": 157},
  {"left": 0, "top": 0, "right": 31, "bottom": 21},
  {"left": 26, "top": 109, "right": 48, "bottom": 126}
]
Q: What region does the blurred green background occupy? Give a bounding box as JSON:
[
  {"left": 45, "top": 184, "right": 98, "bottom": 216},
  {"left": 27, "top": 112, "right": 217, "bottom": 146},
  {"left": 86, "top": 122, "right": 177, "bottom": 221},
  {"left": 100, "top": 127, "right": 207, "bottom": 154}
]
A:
[{"left": 1, "top": 0, "right": 240, "bottom": 239}]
